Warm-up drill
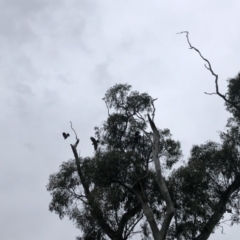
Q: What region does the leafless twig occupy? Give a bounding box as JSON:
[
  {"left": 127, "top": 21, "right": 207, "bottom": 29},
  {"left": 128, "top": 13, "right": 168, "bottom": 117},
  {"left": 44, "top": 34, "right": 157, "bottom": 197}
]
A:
[
  {"left": 204, "top": 92, "right": 217, "bottom": 95},
  {"left": 151, "top": 98, "right": 158, "bottom": 120},
  {"left": 70, "top": 121, "right": 80, "bottom": 148},
  {"left": 218, "top": 225, "right": 225, "bottom": 234},
  {"left": 177, "top": 31, "right": 240, "bottom": 113},
  {"left": 219, "top": 218, "right": 232, "bottom": 225},
  {"left": 70, "top": 121, "right": 78, "bottom": 140}
]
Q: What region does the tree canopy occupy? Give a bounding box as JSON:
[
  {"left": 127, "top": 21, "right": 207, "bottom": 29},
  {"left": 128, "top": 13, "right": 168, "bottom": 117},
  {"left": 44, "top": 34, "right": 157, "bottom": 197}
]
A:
[{"left": 47, "top": 33, "right": 240, "bottom": 240}]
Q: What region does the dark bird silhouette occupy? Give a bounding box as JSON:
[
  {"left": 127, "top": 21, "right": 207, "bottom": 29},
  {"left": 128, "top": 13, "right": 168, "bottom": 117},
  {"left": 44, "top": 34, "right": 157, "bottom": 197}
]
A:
[
  {"left": 134, "top": 131, "right": 141, "bottom": 144},
  {"left": 62, "top": 132, "right": 70, "bottom": 139},
  {"left": 132, "top": 131, "right": 141, "bottom": 150},
  {"left": 90, "top": 137, "right": 100, "bottom": 151}
]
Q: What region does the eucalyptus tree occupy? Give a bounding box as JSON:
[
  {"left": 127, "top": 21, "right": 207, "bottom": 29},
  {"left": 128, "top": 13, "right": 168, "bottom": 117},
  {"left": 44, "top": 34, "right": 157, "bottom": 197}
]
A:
[
  {"left": 165, "top": 32, "right": 240, "bottom": 240},
  {"left": 47, "top": 84, "right": 181, "bottom": 240},
  {"left": 47, "top": 32, "right": 240, "bottom": 240}
]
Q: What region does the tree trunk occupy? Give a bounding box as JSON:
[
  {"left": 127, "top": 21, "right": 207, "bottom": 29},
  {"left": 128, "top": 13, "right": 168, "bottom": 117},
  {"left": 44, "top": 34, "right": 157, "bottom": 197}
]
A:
[
  {"left": 196, "top": 174, "right": 240, "bottom": 240},
  {"left": 147, "top": 115, "right": 175, "bottom": 240}
]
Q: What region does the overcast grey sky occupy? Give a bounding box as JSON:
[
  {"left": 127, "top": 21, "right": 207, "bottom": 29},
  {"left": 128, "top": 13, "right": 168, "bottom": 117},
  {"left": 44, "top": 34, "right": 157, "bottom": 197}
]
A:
[{"left": 0, "top": 0, "right": 240, "bottom": 239}]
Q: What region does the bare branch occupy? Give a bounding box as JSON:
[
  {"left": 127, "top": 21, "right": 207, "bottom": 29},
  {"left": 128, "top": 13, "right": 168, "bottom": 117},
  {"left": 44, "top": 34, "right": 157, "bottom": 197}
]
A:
[
  {"left": 218, "top": 225, "right": 225, "bottom": 234},
  {"left": 124, "top": 214, "right": 144, "bottom": 239},
  {"left": 204, "top": 92, "right": 217, "bottom": 95},
  {"left": 70, "top": 121, "right": 80, "bottom": 148},
  {"left": 178, "top": 31, "right": 240, "bottom": 113},
  {"left": 70, "top": 143, "right": 117, "bottom": 239},
  {"left": 70, "top": 121, "right": 78, "bottom": 140},
  {"left": 219, "top": 218, "right": 232, "bottom": 225},
  {"left": 151, "top": 98, "right": 158, "bottom": 120}
]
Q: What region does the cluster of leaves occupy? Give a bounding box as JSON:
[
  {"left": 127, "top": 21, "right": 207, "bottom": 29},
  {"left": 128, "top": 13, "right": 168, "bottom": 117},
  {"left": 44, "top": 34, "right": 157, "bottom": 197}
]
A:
[
  {"left": 225, "top": 73, "right": 240, "bottom": 123},
  {"left": 167, "top": 140, "right": 240, "bottom": 239},
  {"left": 47, "top": 155, "right": 143, "bottom": 239},
  {"left": 47, "top": 72, "right": 240, "bottom": 240},
  {"left": 165, "top": 72, "right": 240, "bottom": 239},
  {"left": 47, "top": 84, "right": 182, "bottom": 239}
]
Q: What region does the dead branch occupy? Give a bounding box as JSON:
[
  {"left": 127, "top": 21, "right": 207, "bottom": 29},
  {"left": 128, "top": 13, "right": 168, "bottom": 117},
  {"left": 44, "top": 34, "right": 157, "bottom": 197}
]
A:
[
  {"left": 70, "top": 121, "right": 80, "bottom": 148},
  {"left": 204, "top": 92, "right": 217, "bottom": 95},
  {"left": 151, "top": 98, "right": 158, "bottom": 120},
  {"left": 178, "top": 31, "right": 240, "bottom": 113}
]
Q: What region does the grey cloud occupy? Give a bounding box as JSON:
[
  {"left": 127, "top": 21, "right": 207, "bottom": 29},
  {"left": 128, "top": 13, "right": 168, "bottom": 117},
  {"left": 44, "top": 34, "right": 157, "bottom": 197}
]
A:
[
  {"left": 1, "top": 1, "right": 240, "bottom": 240},
  {"left": 56, "top": 72, "right": 73, "bottom": 84},
  {"left": 24, "top": 142, "right": 35, "bottom": 151},
  {"left": 43, "top": 88, "right": 61, "bottom": 107},
  {"left": 93, "top": 60, "right": 112, "bottom": 85},
  {"left": 10, "top": 83, "right": 33, "bottom": 95},
  {"left": 7, "top": 95, "right": 30, "bottom": 116}
]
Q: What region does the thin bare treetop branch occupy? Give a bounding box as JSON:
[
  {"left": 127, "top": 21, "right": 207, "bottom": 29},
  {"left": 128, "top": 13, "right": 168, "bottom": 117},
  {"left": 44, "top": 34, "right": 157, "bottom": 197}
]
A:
[
  {"left": 177, "top": 31, "right": 240, "bottom": 113},
  {"left": 177, "top": 31, "right": 217, "bottom": 79},
  {"left": 70, "top": 121, "right": 80, "bottom": 148},
  {"left": 70, "top": 121, "right": 78, "bottom": 140},
  {"left": 151, "top": 98, "right": 158, "bottom": 120},
  {"left": 204, "top": 92, "right": 217, "bottom": 95}
]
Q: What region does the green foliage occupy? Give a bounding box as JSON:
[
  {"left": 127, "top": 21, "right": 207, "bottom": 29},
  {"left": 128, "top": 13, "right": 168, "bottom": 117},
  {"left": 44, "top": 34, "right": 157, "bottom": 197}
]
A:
[
  {"left": 167, "top": 135, "right": 240, "bottom": 239},
  {"left": 47, "top": 83, "right": 182, "bottom": 239},
  {"left": 103, "top": 83, "right": 153, "bottom": 114},
  {"left": 47, "top": 78, "right": 240, "bottom": 239},
  {"left": 225, "top": 72, "right": 240, "bottom": 123},
  {"left": 47, "top": 160, "right": 80, "bottom": 219},
  {"left": 164, "top": 72, "right": 240, "bottom": 239}
]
